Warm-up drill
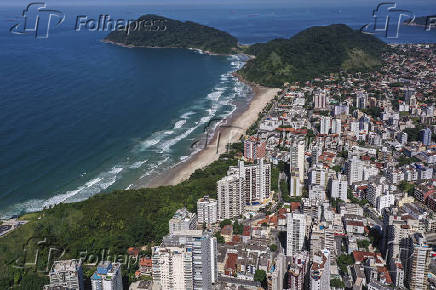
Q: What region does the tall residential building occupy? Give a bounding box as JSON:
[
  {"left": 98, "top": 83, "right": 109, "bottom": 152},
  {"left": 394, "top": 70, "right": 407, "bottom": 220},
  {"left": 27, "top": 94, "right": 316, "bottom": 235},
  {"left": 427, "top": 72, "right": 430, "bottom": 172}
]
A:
[
  {"left": 420, "top": 128, "right": 432, "bottom": 146},
  {"left": 169, "top": 208, "right": 197, "bottom": 234},
  {"left": 309, "top": 185, "right": 326, "bottom": 201},
  {"left": 197, "top": 196, "right": 218, "bottom": 226},
  {"left": 309, "top": 249, "right": 331, "bottom": 290},
  {"left": 161, "top": 230, "right": 218, "bottom": 289},
  {"left": 407, "top": 235, "right": 431, "bottom": 290},
  {"left": 405, "top": 88, "right": 416, "bottom": 106},
  {"left": 308, "top": 164, "right": 329, "bottom": 187},
  {"left": 290, "top": 140, "right": 305, "bottom": 183},
  {"left": 367, "top": 182, "right": 382, "bottom": 207},
  {"left": 397, "top": 131, "right": 408, "bottom": 145},
  {"left": 217, "top": 174, "right": 244, "bottom": 220},
  {"left": 331, "top": 118, "right": 341, "bottom": 135},
  {"left": 152, "top": 246, "right": 193, "bottom": 289},
  {"left": 350, "top": 121, "right": 360, "bottom": 135},
  {"left": 346, "top": 155, "right": 363, "bottom": 185},
  {"left": 376, "top": 194, "right": 395, "bottom": 215},
  {"left": 313, "top": 91, "right": 327, "bottom": 109},
  {"left": 269, "top": 253, "right": 286, "bottom": 290},
  {"left": 287, "top": 251, "right": 309, "bottom": 290},
  {"left": 320, "top": 116, "right": 331, "bottom": 135},
  {"left": 44, "top": 260, "right": 84, "bottom": 290},
  {"left": 289, "top": 170, "right": 303, "bottom": 197},
  {"left": 328, "top": 174, "right": 347, "bottom": 201},
  {"left": 286, "top": 213, "right": 306, "bottom": 256},
  {"left": 217, "top": 159, "right": 271, "bottom": 219},
  {"left": 91, "top": 261, "right": 123, "bottom": 290},
  {"left": 310, "top": 222, "right": 341, "bottom": 260},
  {"left": 237, "top": 159, "right": 271, "bottom": 203},
  {"left": 311, "top": 145, "right": 322, "bottom": 165},
  {"left": 356, "top": 91, "right": 367, "bottom": 109},
  {"left": 334, "top": 104, "right": 349, "bottom": 116},
  {"left": 225, "top": 159, "right": 271, "bottom": 204}
]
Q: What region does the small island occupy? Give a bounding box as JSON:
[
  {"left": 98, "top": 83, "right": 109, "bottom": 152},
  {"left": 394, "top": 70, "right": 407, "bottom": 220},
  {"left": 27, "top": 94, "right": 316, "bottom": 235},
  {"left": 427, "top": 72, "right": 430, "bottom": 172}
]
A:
[{"left": 104, "top": 14, "right": 239, "bottom": 54}]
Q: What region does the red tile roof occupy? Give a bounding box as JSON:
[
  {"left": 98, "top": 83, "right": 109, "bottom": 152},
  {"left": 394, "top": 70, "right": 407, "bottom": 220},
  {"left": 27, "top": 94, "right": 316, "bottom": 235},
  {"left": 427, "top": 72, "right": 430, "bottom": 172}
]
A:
[
  {"left": 242, "top": 226, "right": 251, "bottom": 237},
  {"left": 353, "top": 251, "right": 383, "bottom": 264},
  {"left": 139, "top": 257, "right": 152, "bottom": 267},
  {"left": 127, "top": 247, "right": 140, "bottom": 256},
  {"left": 224, "top": 253, "right": 238, "bottom": 276},
  {"left": 346, "top": 220, "right": 364, "bottom": 227},
  {"left": 377, "top": 266, "right": 393, "bottom": 284}
]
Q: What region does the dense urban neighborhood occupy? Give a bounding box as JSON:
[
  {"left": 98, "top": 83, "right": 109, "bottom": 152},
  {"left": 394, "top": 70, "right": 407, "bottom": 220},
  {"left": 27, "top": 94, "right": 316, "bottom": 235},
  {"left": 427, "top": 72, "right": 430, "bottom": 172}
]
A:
[{"left": 2, "top": 43, "right": 436, "bottom": 290}]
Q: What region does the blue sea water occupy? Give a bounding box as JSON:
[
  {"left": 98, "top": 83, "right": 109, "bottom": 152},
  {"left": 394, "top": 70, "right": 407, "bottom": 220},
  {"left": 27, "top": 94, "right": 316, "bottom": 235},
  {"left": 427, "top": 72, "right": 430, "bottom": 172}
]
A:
[{"left": 0, "top": 1, "right": 435, "bottom": 217}]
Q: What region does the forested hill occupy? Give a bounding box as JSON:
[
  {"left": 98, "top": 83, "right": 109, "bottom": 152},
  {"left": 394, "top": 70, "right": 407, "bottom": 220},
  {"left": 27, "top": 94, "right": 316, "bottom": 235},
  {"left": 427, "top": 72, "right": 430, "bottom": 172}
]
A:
[
  {"left": 105, "top": 14, "right": 238, "bottom": 54},
  {"left": 239, "top": 24, "right": 387, "bottom": 87}
]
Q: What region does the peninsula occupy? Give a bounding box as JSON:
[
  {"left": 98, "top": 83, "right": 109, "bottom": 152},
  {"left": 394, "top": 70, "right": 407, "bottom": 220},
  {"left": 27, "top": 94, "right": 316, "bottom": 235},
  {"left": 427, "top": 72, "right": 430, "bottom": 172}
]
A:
[{"left": 104, "top": 14, "right": 239, "bottom": 54}]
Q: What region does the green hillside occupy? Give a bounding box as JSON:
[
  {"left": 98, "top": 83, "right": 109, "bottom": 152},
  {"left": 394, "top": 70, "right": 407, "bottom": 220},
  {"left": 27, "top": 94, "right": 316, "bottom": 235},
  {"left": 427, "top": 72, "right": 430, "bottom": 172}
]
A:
[
  {"left": 0, "top": 149, "right": 245, "bottom": 289},
  {"left": 105, "top": 14, "right": 238, "bottom": 54},
  {"left": 239, "top": 24, "right": 387, "bottom": 87}
]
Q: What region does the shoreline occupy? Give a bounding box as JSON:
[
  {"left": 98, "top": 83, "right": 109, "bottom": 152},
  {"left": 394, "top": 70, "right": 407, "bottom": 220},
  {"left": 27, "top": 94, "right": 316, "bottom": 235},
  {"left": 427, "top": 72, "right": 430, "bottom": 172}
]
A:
[
  {"left": 141, "top": 77, "right": 280, "bottom": 188},
  {"left": 102, "top": 39, "right": 230, "bottom": 56}
]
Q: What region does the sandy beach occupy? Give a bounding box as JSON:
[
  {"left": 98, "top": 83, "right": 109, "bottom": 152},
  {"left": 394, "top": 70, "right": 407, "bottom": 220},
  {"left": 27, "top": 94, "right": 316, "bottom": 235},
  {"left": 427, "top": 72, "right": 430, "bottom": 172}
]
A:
[{"left": 142, "top": 82, "right": 280, "bottom": 188}]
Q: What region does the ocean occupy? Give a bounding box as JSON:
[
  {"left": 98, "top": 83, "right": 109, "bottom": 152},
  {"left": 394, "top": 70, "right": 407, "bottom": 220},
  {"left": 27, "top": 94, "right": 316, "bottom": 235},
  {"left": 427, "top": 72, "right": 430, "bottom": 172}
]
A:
[{"left": 0, "top": 1, "right": 435, "bottom": 217}]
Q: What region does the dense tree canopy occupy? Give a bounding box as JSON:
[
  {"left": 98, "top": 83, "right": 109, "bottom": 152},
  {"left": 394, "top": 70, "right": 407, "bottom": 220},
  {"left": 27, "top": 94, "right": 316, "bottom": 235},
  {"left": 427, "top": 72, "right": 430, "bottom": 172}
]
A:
[
  {"left": 105, "top": 15, "right": 238, "bottom": 54},
  {"left": 240, "top": 24, "right": 386, "bottom": 87}
]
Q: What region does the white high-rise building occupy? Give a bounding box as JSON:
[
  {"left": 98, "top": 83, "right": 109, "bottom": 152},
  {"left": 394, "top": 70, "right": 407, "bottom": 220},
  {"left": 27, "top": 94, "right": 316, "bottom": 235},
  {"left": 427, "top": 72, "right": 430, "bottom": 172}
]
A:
[
  {"left": 44, "top": 260, "right": 84, "bottom": 290},
  {"left": 406, "top": 237, "right": 430, "bottom": 289},
  {"left": 91, "top": 261, "right": 123, "bottom": 290},
  {"left": 313, "top": 91, "right": 327, "bottom": 109},
  {"left": 367, "top": 180, "right": 386, "bottom": 207},
  {"left": 290, "top": 172, "right": 303, "bottom": 197},
  {"left": 329, "top": 174, "right": 347, "bottom": 201},
  {"left": 169, "top": 208, "right": 197, "bottom": 234},
  {"left": 376, "top": 194, "right": 395, "bottom": 215},
  {"left": 356, "top": 91, "right": 367, "bottom": 109},
  {"left": 350, "top": 121, "right": 360, "bottom": 135},
  {"left": 287, "top": 213, "right": 306, "bottom": 256},
  {"left": 162, "top": 230, "right": 218, "bottom": 289},
  {"left": 346, "top": 155, "right": 363, "bottom": 185},
  {"left": 309, "top": 164, "right": 329, "bottom": 187},
  {"left": 217, "top": 159, "right": 272, "bottom": 219},
  {"left": 311, "top": 145, "right": 322, "bottom": 164},
  {"left": 309, "top": 249, "right": 331, "bottom": 290},
  {"left": 290, "top": 140, "right": 305, "bottom": 183},
  {"left": 217, "top": 174, "right": 244, "bottom": 220},
  {"left": 408, "top": 235, "right": 431, "bottom": 290},
  {"left": 331, "top": 118, "right": 341, "bottom": 135},
  {"left": 288, "top": 251, "right": 309, "bottom": 290},
  {"left": 309, "top": 185, "right": 326, "bottom": 201},
  {"left": 320, "top": 116, "right": 331, "bottom": 135},
  {"left": 197, "top": 196, "right": 218, "bottom": 226},
  {"left": 152, "top": 246, "right": 193, "bottom": 290},
  {"left": 227, "top": 159, "right": 271, "bottom": 204}
]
